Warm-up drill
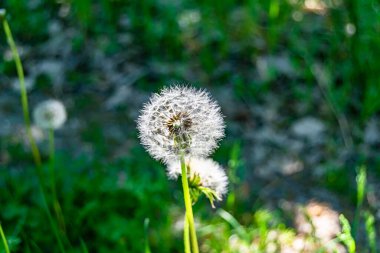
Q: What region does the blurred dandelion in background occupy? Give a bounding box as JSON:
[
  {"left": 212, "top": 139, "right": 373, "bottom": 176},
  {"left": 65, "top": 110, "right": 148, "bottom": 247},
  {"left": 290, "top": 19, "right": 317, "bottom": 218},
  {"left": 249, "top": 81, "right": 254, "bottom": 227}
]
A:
[{"left": 33, "top": 99, "right": 67, "bottom": 130}]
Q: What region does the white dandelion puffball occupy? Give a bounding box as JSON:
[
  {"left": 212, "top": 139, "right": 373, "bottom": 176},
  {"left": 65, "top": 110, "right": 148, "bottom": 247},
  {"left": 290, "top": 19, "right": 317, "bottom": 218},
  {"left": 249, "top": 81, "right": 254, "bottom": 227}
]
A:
[
  {"left": 33, "top": 99, "right": 67, "bottom": 130},
  {"left": 137, "top": 86, "right": 225, "bottom": 162},
  {"left": 167, "top": 157, "right": 228, "bottom": 200}
]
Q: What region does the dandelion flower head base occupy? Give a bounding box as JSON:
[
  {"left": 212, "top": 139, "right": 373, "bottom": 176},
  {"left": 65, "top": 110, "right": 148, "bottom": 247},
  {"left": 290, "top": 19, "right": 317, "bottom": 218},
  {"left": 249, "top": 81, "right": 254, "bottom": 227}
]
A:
[
  {"left": 166, "top": 112, "right": 192, "bottom": 136},
  {"left": 167, "top": 157, "right": 228, "bottom": 206},
  {"left": 137, "top": 86, "right": 225, "bottom": 163}
]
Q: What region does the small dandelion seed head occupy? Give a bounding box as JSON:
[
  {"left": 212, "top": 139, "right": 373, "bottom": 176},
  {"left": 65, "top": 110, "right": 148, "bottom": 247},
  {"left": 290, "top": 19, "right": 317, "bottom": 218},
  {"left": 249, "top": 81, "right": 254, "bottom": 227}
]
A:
[
  {"left": 33, "top": 99, "right": 67, "bottom": 130},
  {"left": 167, "top": 157, "right": 229, "bottom": 200},
  {"left": 137, "top": 85, "right": 225, "bottom": 163}
]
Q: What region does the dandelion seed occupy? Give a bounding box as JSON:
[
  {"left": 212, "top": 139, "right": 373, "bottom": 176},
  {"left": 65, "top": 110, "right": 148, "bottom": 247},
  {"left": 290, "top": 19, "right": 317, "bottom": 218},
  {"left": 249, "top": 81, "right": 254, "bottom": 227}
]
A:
[
  {"left": 33, "top": 99, "right": 67, "bottom": 130},
  {"left": 137, "top": 86, "right": 224, "bottom": 163},
  {"left": 167, "top": 157, "right": 229, "bottom": 202}
]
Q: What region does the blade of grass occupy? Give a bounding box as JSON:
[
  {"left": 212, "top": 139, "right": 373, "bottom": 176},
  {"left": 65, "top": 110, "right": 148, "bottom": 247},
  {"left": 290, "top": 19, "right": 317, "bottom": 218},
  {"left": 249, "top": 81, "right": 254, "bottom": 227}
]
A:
[
  {"left": 337, "top": 214, "right": 356, "bottom": 253},
  {"left": 353, "top": 166, "right": 366, "bottom": 238},
  {"left": 0, "top": 222, "right": 10, "bottom": 253},
  {"left": 364, "top": 211, "right": 377, "bottom": 253},
  {"left": 217, "top": 209, "right": 248, "bottom": 241}
]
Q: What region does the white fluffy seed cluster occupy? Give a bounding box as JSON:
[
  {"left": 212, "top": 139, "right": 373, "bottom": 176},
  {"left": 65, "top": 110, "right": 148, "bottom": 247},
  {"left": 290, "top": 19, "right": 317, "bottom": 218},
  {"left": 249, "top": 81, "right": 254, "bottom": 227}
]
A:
[
  {"left": 137, "top": 85, "right": 228, "bottom": 202},
  {"left": 137, "top": 86, "right": 224, "bottom": 163},
  {"left": 33, "top": 99, "right": 67, "bottom": 130},
  {"left": 167, "top": 157, "right": 228, "bottom": 200}
]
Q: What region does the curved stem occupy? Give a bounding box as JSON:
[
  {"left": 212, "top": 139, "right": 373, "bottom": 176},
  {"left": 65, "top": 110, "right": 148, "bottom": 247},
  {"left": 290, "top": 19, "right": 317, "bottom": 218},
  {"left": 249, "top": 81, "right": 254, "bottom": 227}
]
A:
[
  {"left": 0, "top": 223, "right": 10, "bottom": 253},
  {"left": 2, "top": 17, "right": 41, "bottom": 169},
  {"left": 184, "top": 215, "right": 190, "bottom": 253},
  {"left": 180, "top": 154, "right": 199, "bottom": 253},
  {"left": 2, "top": 16, "right": 66, "bottom": 253}
]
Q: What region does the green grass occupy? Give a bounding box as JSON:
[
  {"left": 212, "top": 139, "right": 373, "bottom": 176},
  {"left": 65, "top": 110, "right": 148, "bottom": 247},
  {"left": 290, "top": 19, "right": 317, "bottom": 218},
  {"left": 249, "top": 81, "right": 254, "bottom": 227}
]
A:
[{"left": 1, "top": 0, "right": 380, "bottom": 252}]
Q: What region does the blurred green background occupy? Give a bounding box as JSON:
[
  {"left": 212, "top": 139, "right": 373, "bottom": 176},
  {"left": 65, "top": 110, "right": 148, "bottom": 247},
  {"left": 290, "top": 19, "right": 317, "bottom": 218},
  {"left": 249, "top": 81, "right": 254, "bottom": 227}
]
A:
[{"left": 1, "top": 0, "right": 380, "bottom": 252}]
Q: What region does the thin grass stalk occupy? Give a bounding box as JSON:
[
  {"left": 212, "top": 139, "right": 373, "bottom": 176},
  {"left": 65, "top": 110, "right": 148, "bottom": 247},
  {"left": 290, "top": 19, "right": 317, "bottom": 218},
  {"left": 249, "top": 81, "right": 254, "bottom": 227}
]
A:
[
  {"left": 364, "top": 212, "right": 377, "bottom": 253},
  {"left": 1, "top": 14, "right": 66, "bottom": 253},
  {"left": 180, "top": 154, "right": 199, "bottom": 253},
  {"left": 2, "top": 17, "right": 42, "bottom": 170},
  {"left": 0, "top": 223, "right": 10, "bottom": 253},
  {"left": 184, "top": 215, "right": 191, "bottom": 253},
  {"left": 353, "top": 166, "right": 366, "bottom": 238},
  {"left": 144, "top": 218, "right": 151, "bottom": 253},
  {"left": 49, "top": 128, "right": 67, "bottom": 234}
]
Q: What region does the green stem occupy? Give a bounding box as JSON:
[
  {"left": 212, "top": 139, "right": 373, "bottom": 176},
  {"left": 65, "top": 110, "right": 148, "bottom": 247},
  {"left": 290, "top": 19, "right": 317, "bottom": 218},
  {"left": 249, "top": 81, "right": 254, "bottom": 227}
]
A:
[
  {"left": 2, "top": 15, "right": 66, "bottom": 253},
  {"left": 49, "top": 129, "right": 67, "bottom": 234},
  {"left": 2, "top": 17, "right": 42, "bottom": 169},
  {"left": 184, "top": 215, "right": 190, "bottom": 253},
  {"left": 180, "top": 154, "right": 199, "bottom": 253},
  {"left": 0, "top": 223, "right": 10, "bottom": 253}
]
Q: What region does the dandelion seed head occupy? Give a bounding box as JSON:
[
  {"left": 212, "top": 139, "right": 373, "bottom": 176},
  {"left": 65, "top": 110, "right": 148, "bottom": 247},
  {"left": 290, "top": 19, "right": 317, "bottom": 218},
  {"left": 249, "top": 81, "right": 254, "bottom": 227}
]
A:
[
  {"left": 33, "top": 99, "right": 67, "bottom": 130},
  {"left": 167, "top": 157, "right": 228, "bottom": 200},
  {"left": 137, "top": 86, "right": 225, "bottom": 162}
]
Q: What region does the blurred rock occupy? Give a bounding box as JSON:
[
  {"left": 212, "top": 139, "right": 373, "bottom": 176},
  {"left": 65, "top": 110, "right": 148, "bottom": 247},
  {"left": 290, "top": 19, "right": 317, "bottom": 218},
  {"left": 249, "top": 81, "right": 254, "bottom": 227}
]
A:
[
  {"left": 251, "top": 145, "right": 268, "bottom": 164},
  {"left": 252, "top": 103, "right": 280, "bottom": 124},
  {"left": 256, "top": 55, "right": 296, "bottom": 81},
  {"left": 287, "top": 139, "right": 304, "bottom": 153},
  {"left": 364, "top": 118, "right": 380, "bottom": 145},
  {"left": 42, "top": 22, "right": 72, "bottom": 58},
  {"left": 251, "top": 127, "right": 287, "bottom": 146},
  {"left": 213, "top": 86, "right": 247, "bottom": 120},
  {"left": 106, "top": 86, "right": 131, "bottom": 109},
  {"left": 117, "top": 33, "right": 133, "bottom": 45},
  {"left": 48, "top": 20, "right": 63, "bottom": 35},
  {"left": 11, "top": 77, "right": 34, "bottom": 92},
  {"left": 255, "top": 155, "right": 303, "bottom": 178},
  {"left": 0, "top": 118, "right": 13, "bottom": 137},
  {"left": 119, "top": 14, "right": 131, "bottom": 29},
  {"left": 282, "top": 159, "right": 304, "bottom": 175},
  {"left": 30, "top": 60, "right": 65, "bottom": 87},
  {"left": 291, "top": 117, "right": 326, "bottom": 143},
  {"left": 105, "top": 70, "right": 146, "bottom": 109},
  {"left": 296, "top": 201, "right": 341, "bottom": 242}
]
